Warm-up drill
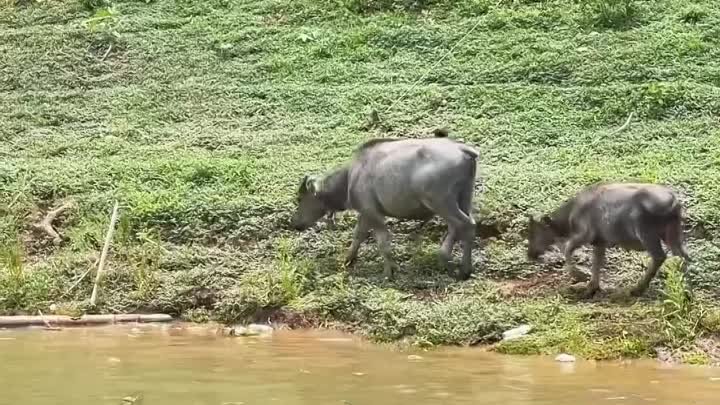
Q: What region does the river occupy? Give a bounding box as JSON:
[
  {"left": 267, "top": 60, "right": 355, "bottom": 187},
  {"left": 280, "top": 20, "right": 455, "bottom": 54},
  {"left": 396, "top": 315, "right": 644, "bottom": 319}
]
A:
[{"left": 1, "top": 324, "right": 719, "bottom": 405}]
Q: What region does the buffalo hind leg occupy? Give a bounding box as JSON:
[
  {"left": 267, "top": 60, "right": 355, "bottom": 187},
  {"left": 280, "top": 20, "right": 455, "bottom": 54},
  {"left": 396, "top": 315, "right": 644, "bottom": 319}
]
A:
[
  {"left": 630, "top": 233, "right": 666, "bottom": 297},
  {"left": 433, "top": 203, "right": 475, "bottom": 280},
  {"left": 665, "top": 219, "right": 691, "bottom": 270},
  {"left": 454, "top": 184, "right": 477, "bottom": 280}
]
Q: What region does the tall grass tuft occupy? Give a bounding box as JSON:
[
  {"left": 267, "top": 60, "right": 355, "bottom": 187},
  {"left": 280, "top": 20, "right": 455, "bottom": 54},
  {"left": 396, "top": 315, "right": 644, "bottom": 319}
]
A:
[
  {"left": 0, "top": 240, "right": 26, "bottom": 310},
  {"left": 660, "top": 259, "right": 702, "bottom": 347},
  {"left": 275, "top": 238, "right": 312, "bottom": 303},
  {"left": 585, "top": 0, "right": 637, "bottom": 29}
]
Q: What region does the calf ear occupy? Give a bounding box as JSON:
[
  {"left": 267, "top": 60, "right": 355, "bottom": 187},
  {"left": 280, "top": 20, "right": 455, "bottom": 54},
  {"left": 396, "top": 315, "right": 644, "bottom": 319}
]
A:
[{"left": 299, "top": 175, "right": 309, "bottom": 193}]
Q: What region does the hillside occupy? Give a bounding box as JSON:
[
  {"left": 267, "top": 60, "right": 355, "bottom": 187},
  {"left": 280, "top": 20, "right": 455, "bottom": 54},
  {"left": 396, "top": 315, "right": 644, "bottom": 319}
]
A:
[{"left": 2, "top": 0, "right": 720, "bottom": 361}]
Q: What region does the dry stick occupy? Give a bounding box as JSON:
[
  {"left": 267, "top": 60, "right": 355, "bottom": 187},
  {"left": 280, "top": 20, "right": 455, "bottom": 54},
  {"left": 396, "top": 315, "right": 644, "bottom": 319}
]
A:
[
  {"left": 90, "top": 201, "right": 120, "bottom": 306},
  {"left": 100, "top": 44, "right": 113, "bottom": 61},
  {"left": 382, "top": 17, "right": 485, "bottom": 116},
  {"left": 32, "top": 201, "right": 73, "bottom": 245},
  {"left": 65, "top": 257, "right": 99, "bottom": 297},
  {"left": 610, "top": 112, "right": 635, "bottom": 135}
]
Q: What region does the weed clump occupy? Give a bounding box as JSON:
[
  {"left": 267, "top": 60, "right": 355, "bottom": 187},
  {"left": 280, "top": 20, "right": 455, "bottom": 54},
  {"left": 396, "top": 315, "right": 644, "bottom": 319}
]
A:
[{"left": 342, "top": 0, "right": 441, "bottom": 14}]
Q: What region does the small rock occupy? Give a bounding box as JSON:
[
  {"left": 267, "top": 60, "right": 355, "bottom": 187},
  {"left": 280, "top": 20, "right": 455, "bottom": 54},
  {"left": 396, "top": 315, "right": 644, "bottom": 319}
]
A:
[
  {"left": 710, "top": 377, "right": 720, "bottom": 382},
  {"left": 407, "top": 355, "right": 423, "bottom": 361},
  {"left": 352, "top": 372, "right": 365, "bottom": 376},
  {"left": 555, "top": 353, "right": 576, "bottom": 363},
  {"left": 502, "top": 324, "right": 533, "bottom": 341},
  {"left": 247, "top": 323, "right": 274, "bottom": 335}
]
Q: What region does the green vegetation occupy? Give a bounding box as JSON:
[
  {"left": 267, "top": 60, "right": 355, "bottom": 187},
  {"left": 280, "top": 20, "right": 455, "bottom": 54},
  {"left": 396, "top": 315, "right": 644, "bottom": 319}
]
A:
[{"left": 2, "top": 0, "right": 720, "bottom": 362}]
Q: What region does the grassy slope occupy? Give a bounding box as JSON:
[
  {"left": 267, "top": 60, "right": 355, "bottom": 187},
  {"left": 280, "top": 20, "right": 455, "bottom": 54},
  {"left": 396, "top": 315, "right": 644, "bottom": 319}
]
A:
[{"left": 1, "top": 0, "right": 720, "bottom": 360}]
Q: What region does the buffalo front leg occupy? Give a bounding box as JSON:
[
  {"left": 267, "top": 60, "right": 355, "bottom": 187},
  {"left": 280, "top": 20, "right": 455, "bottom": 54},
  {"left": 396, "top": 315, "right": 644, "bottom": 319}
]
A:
[
  {"left": 373, "top": 222, "right": 399, "bottom": 280},
  {"left": 344, "top": 217, "right": 371, "bottom": 268},
  {"left": 438, "top": 226, "right": 457, "bottom": 270},
  {"left": 630, "top": 235, "right": 666, "bottom": 297},
  {"left": 564, "top": 235, "right": 590, "bottom": 282}
]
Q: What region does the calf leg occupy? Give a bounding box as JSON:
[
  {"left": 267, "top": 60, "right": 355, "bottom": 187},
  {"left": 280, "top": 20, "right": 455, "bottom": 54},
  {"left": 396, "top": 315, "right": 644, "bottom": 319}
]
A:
[
  {"left": 564, "top": 235, "right": 590, "bottom": 282},
  {"left": 630, "top": 234, "right": 666, "bottom": 297},
  {"left": 582, "top": 244, "right": 606, "bottom": 298},
  {"left": 344, "top": 216, "right": 372, "bottom": 267}
]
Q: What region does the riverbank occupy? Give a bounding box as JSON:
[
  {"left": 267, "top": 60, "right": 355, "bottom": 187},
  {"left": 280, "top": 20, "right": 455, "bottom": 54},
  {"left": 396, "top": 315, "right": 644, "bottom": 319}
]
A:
[{"left": 2, "top": 0, "right": 720, "bottom": 364}]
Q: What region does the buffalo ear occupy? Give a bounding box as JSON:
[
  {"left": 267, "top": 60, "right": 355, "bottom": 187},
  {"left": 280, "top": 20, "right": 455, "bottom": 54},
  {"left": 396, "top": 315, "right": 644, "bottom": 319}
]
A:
[
  {"left": 305, "top": 175, "right": 320, "bottom": 195},
  {"left": 541, "top": 215, "right": 553, "bottom": 226}
]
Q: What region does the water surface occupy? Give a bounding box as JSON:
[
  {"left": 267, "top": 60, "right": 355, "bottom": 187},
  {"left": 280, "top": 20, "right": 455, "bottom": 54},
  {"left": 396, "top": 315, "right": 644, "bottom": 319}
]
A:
[{"left": 1, "top": 324, "right": 719, "bottom": 405}]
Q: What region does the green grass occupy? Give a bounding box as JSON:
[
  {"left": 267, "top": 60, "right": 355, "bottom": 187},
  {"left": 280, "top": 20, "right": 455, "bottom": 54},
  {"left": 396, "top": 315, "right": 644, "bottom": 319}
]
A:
[{"left": 2, "top": 0, "right": 720, "bottom": 362}]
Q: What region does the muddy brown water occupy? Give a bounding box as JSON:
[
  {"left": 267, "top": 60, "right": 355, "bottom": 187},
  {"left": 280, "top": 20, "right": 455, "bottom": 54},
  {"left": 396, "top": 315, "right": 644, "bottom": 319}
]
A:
[{"left": 1, "top": 324, "right": 719, "bottom": 405}]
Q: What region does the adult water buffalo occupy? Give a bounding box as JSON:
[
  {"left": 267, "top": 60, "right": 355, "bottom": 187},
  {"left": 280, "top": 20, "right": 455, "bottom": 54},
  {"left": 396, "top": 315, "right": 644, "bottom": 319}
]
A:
[
  {"left": 527, "top": 182, "right": 691, "bottom": 298},
  {"left": 290, "top": 133, "right": 480, "bottom": 280}
]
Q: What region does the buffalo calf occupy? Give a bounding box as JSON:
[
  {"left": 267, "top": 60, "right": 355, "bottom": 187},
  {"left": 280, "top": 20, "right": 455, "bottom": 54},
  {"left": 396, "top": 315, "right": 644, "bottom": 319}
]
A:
[{"left": 527, "top": 183, "right": 691, "bottom": 298}]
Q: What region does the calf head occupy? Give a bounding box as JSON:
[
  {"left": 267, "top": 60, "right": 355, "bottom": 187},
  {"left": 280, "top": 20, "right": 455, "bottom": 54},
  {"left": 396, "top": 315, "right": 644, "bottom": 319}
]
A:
[
  {"left": 290, "top": 174, "right": 330, "bottom": 231},
  {"left": 527, "top": 215, "right": 558, "bottom": 260}
]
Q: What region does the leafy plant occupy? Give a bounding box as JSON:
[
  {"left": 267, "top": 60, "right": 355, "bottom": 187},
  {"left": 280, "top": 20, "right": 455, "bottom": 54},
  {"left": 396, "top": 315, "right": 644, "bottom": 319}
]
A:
[
  {"left": 84, "top": 6, "right": 122, "bottom": 50},
  {"left": 584, "top": 0, "right": 637, "bottom": 29}
]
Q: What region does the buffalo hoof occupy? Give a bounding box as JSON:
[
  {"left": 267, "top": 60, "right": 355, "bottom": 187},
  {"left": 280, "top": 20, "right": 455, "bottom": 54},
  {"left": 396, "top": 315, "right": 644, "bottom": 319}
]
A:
[
  {"left": 383, "top": 263, "right": 399, "bottom": 281},
  {"left": 455, "top": 268, "right": 472, "bottom": 281},
  {"left": 568, "top": 267, "right": 590, "bottom": 283},
  {"left": 629, "top": 285, "right": 648, "bottom": 297},
  {"left": 343, "top": 257, "right": 357, "bottom": 268},
  {"left": 580, "top": 285, "right": 600, "bottom": 299}
]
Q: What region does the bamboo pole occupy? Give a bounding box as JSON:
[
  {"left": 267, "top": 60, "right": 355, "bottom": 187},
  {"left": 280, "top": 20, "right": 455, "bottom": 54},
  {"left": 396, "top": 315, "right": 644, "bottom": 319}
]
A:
[
  {"left": 0, "top": 314, "right": 173, "bottom": 328},
  {"left": 90, "top": 201, "right": 120, "bottom": 306}
]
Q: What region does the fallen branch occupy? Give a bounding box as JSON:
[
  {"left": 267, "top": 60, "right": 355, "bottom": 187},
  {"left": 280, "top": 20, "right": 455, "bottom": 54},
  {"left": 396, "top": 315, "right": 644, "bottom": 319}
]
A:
[
  {"left": 37, "top": 310, "right": 61, "bottom": 331},
  {"left": 90, "top": 201, "right": 120, "bottom": 306},
  {"left": 32, "top": 201, "right": 73, "bottom": 246},
  {"left": 0, "top": 314, "right": 172, "bottom": 328}
]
